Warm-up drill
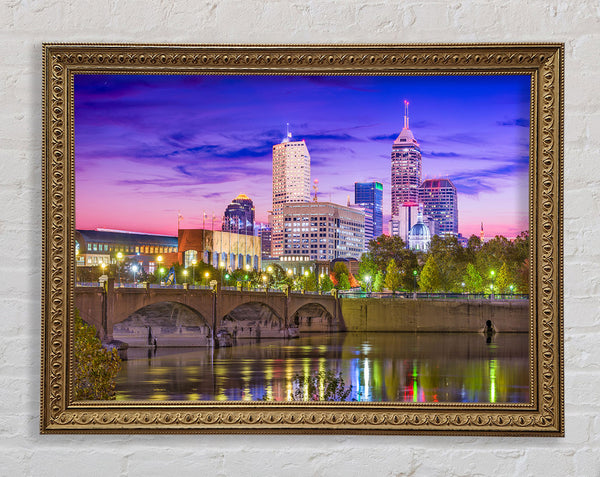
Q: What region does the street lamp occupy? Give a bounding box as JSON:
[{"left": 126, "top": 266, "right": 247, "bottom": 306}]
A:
[
  {"left": 262, "top": 274, "right": 268, "bottom": 289},
  {"left": 364, "top": 275, "right": 371, "bottom": 293},
  {"left": 191, "top": 259, "right": 197, "bottom": 286},
  {"left": 159, "top": 267, "right": 165, "bottom": 285},
  {"left": 490, "top": 270, "right": 496, "bottom": 298},
  {"left": 157, "top": 255, "right": 163, "bottom": 285},
  {"left": 509, "top": 284, "right": 514, "bottom": 296},
  {"left": 183, "top": 269, "right": 188, "bottom": 284},
  {"left": 220, "top": 261, "right": 225, "bottom": 286},
  {"left": 204, "top": 271, "right": 210, "bottom": 287},
  {"left": 461, "top": 282, "right": 466, "bottom": 294},
  {"left": 100, "top": 262, "right": 106, "bottom": 278},
  {"left": 131, "top": 265, "right": 138, "bottom": 285},
  {"left": 319, "top": 272, "right": 324, "bottom": 293},
  {"left": 116, "top": 252, "right": 123, "bottom": 286},
  {"left": 412, "top": 270, "right": 419, "bottom": 300}
]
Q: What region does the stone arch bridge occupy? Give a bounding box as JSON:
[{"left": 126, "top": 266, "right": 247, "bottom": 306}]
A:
[{"left": 75, "top": 280, "right": 343, "bottom": 342}]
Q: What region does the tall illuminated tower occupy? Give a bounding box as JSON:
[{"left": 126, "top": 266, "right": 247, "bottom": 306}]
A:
[
  {"left": 419, "top": 178, "right": 458, "bottom": 236},
  {"left": 271, "top": 126, "right": 311, "bottom": 257},
  {"left": 391, "top": 101, "right": 422, "bottom": 216}
]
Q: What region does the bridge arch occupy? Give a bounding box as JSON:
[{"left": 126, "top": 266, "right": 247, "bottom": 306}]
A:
[
  {"left": 290, "top": 302, "right": 342, "bottom": 332},
  {"left": 113, "top": 301, "right": 212, "bottom": 347},
  {"left": 218, "top": 301, "right": 288, "bottom": 340},
  {"left": 218, "top": 295, "right": 286, "bottom": 325},
  {"left": 111, "top": 292, "right": 214, "bottom": 329}
]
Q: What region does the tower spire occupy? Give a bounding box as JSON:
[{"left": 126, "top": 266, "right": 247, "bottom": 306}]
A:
[
  {"left": 404, "top": 100, "right": 409, "bottom": 129},
  {"left": 286, "top": 122, "right": 291, "bottom": 139}
]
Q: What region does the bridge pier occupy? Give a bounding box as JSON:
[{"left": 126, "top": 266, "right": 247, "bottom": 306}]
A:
[
  {"left": 211, "top": 286, "right": 217, "bottom": 347},
  {"left": 102, "top": 277, "right": 115, "bottom": 341}
]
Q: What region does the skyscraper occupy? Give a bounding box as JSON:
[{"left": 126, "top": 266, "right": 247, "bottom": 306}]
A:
[
  {"left": 391, "top": 101, "right": 422, "bottom": 216},
  {"left": 419, "top": 178, "right": 458, "bottom": 236},
  {"left": 282, "top": 202, "right": 365, "bottom": 261},
  {"left": 354, "top": 181, "right": 383, "bottom": 248},
  {"left": 272, "top": 128, "right": 311, "bottom": 257},
  {"left": 222, "top": 194, "right": 255, "bottom": 236}
]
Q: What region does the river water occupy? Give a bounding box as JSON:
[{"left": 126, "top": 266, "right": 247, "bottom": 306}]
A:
[{"left": 115, "top": 332, "right": 529, "bottom": 403}]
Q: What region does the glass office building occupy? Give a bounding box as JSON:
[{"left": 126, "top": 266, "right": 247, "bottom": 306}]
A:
[{"left": 354, "top": 181, "right": 383, "bottom": 247}]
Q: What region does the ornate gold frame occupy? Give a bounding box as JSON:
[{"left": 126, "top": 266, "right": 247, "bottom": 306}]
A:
[{"left": 41, "top": 43, "right": 563, "bottom": 435}]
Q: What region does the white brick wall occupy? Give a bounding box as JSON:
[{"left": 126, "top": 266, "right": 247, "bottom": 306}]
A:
[{"left": 1, "top": 1, "right": 598, "bottom": 475}]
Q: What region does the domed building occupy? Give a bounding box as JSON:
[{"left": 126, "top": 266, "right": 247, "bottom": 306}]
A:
[{"left": 408, "top": 206, "right": 431, "bottom": 251}]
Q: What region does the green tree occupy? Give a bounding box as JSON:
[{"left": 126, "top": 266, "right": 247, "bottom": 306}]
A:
[
  {"left": 358, "top": 252, "right": 378, "bottom": 282},
  {"left": 300, "top": 271, "right": 318, "bottom": 291},
  {"left": 320, "top": 274, "right": 334, "bottom": 292},
  {"left": 372, "top": 270, "right": 384, "bottom": 292},
  {"left": 427, "top": 235, "right": 467, "bottom": 291},
  {"left": 331, "top": 262, "right": 351, "bottom": 290},
  {"left": 336, "top": 273, "right": 351, "bottom": 290},
  {"left": 384, "top": 259, "right": 402, "bottom": 294},
  {"left": 367, "top": 235, "right": 408, "bottom": 272},
  {"left": 463, "top": 262, "right": 483, "bottom": 293},
  {"left": 365, "top": 235, "right": 418, "bottom": 290},
  {"left": 477, "top": 235, "right": 513, "bottom": 280},
  {"left": 264, "top": 263, "right": 289, "bottom": 289},
  {"left": 512, "top": 232, "right": 530, "bottom": 294},
  {"left": 419, "top": 255, "right": 442, "bottom": 292},
  {"left": 495, "top": 262, "right": 511, "bottom": 294},
  {"left": 515, "top": 258, "right": 529, "bottom": 294},
  {"left": 333, "top": 262, "right": 349, "bottom": 281},
  {"left": 73, "top": 309, "right": 121, "bottom": 400}
]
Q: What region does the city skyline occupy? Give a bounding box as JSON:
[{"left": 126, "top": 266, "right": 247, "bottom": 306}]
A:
[{"left": 75, "top": 74, "right": 530, "bottom": 239}]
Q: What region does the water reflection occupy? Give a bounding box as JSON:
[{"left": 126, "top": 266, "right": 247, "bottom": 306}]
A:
[{"left": 115, "top": 332, "right": 529, "bottom": 403}]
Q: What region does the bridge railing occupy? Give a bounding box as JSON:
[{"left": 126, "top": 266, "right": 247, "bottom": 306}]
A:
[
  {"left": 75, "top": 281, "right": 339, "bottom": 297},
  {"left": 338, "top": 291, "right": 529, "bottom": 300},
  {"left": 75, "top": 282, "right": 214, "bottom": 290}
]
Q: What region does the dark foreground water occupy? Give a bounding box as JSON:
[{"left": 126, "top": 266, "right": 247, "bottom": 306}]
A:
[{"left": 115, "top": 332, "right": 529, "bottom": 403}]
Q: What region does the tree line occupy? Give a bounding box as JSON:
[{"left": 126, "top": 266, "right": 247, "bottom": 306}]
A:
[{"left": 358, "top": 232, "right": 529, "bottom": 294}]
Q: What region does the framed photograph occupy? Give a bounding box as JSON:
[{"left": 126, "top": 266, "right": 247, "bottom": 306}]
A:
[{"left": 41, "top": 43, "right": 563, "bottom": 434}]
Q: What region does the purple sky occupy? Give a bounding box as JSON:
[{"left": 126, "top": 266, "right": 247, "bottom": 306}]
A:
[{"left": 75, "top": 74, "right": 530, "bottom": 239}]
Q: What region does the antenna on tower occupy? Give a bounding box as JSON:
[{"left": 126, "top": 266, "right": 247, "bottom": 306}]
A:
[
  {"left": 286, "top": 122, "right": 292, "bottom": 139},
  {"left": 404, "top": 100, "right": 409, "bottom": 129},
  {"left": 312, "top": 179, "right": 319, "bottom": 202}
]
